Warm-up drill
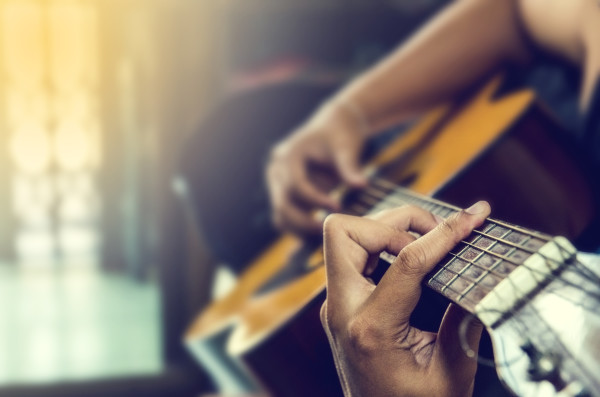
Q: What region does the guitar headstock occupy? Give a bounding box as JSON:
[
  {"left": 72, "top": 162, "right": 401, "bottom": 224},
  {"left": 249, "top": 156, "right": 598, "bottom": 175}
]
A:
[{"left": 485, "top": 251, "right": 600, "bottom": 396}]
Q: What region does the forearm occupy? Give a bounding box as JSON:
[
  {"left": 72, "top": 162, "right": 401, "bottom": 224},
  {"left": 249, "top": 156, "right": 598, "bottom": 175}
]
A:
[{"left": 332, "top": 0, "right": 533, "bottom": 134}]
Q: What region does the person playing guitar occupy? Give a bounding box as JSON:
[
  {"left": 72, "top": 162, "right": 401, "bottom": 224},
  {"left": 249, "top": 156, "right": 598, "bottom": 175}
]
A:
[
  {"left": 266, "top": 0, "right": 600, "bottom": 395},
  {"left": 267, "top": 0, "right": 600, "bottom": 236}
]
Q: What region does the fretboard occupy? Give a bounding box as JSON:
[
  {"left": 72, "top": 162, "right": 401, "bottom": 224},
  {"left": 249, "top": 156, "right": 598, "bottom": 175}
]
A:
[{"left": 352, "top": 178, "right": 554, "bottom": 313}]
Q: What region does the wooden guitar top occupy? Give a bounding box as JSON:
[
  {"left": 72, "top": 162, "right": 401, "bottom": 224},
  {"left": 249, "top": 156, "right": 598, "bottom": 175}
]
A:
[{"left": 225, "top": 78, "right": 536, "bottom": 354}]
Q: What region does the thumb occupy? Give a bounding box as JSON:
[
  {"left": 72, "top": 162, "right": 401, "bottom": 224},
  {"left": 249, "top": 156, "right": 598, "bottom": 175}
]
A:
[{"left": 368, "top": 201, "right": 491, "bottom": 325}]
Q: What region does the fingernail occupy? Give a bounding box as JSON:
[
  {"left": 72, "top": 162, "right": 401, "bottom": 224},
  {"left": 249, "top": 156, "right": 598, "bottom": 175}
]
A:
[
  {"left": 465, "top": 201, "right": 486, "bottom": 215},
  {"left": 433, "top": 214, "right": 445, "bottom": 224}
]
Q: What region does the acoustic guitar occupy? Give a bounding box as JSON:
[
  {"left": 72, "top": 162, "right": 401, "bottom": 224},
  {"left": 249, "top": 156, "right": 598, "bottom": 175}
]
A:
[{"left": 185, "top": 77, "right": 599, "bottom": 396}]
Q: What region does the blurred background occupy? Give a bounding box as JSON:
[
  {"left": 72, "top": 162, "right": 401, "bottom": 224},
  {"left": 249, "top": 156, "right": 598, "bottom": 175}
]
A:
[{"left": 0, "top": 0, "right": 451, "bottom": 396}]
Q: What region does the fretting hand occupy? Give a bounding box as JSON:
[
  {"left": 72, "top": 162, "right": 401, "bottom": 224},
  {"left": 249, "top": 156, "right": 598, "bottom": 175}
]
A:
[{"left": 321, "top": 201, "right": 491, "bottom": 397}]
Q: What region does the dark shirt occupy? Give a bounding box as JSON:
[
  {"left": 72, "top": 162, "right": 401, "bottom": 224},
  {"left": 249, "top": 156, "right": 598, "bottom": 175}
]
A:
[{"left": 519, "top": 55, "right": 600, "bottom": 166}]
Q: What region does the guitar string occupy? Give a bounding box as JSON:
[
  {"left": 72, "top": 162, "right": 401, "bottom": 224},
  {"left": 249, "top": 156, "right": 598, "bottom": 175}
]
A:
[
  {"left": 346, "top": 201, "right": 492, "bottom": 310},
  {"left": 354, "top": 190, "right": 538, "bottom": 316},
  {"left": 346, "top": 182, "right": 600, "bottom": 372},
  {"left": 344, "top": 186, "right": 585, "bottom": 369},
  {"left": 371, "top": 177, "right": 555, "bottom": 241},
  {"left": 351, "top": 183, "right": 540, "bottom": 301},
  {"left": 367, "top": 178, "right": 600, "bottom": 290},
  {"left": 386, "top": 244, "right": 593, "bottom": 375},
  {"left": 360, "top": 179, "right": 600, "bottom": 378},
  {"left": 356, "top": 179, "right": 600, "bottom": 299}
]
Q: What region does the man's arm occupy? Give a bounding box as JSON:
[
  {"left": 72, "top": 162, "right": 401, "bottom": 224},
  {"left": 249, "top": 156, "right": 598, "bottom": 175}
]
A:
[
  {"left": 266, "top": 0, "right": 597, "bottom": 235},
  {"left": 336, "top": 0, "right": 532, "bottom": 133},
  {"left": 267, "top": 0, "right": 531, "bottom": 234}
]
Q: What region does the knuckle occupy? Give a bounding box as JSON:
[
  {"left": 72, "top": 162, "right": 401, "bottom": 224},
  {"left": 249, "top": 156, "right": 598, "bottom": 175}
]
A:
[
  {"left": 269, "top": 141, "right": 288, "bottom": 160},
  {"left": 323, "top": 213, "right": 344, "bottom": 236},
  {"left": 346, "top": 316, "right": 381, "bottom": 356},
  {"left": 396, "top": 245, "right": 427, "bottom": 276},
  {"left": 438, "top": 218, "right": 457, "bottom": 235}
]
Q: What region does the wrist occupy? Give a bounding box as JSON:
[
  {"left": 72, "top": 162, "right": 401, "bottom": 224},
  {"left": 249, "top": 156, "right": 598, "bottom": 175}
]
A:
[{"left": 325, "top": 97, "right": 374, "bottom": 138}]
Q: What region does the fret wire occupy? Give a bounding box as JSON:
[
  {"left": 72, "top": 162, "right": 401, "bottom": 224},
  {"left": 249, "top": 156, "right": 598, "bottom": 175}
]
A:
[
  {"left": 332, "top": 182, "right": 592, "bottom": 323},
  {"left": 438, "top": 250, "right": 533, "bottom": 307},
  {"left": 431, "top": 254, "right": 494, "bottom": 304},
  {"left": 369, "top": 177, "right": 552, "bottom": 242},
  {"left": 458, "top": 283, "right": 477, "bottom": 302},
  {"left": 485, "top": 218, "right": 552, "bottom": 242},
  {"left": 373, "top": 193, "right": 590, "bottom": 332},
  {"left": 357, "top": 179, "right": 570, "bottom": 290},
  {"left": 445, "top": 247, "right": 514, "bottom": 282},
  {"left": 362, "top": 188, "right": 535, "bottom": 267},
  {"left": 363, "top": 186, "right": 565, "bottom": 275},
  {"left": 380, "top": 251, "right": 482, "bottom": 308},
  {"left": 471, "top": 229, "right": 551, "bottom": 258},
  {"left": 454, "top": 264, "right": 493, "bottom": 302},
  {"left": 362, "top": 187, "right": 532, "bottom": 260},
  {"left": 451, "top": 239, "right": 581, "bottom": 293},
  {"left": 461, "top": 244, "right": 600, "bottom": 303},
  {"left": 382, "top": 239, "right": 588, "bottom": 316},
  {"left": 458, "top": 239, "right": 528, "bottom": 272},
  {"left": 316, "top": 253, "right": 482, "bottom": 309}
]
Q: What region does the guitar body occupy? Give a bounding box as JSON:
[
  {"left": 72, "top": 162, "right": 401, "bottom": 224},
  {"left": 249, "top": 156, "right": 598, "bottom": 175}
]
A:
[{"left": 186, "top": 77, "right": 598, "bottom": 396}]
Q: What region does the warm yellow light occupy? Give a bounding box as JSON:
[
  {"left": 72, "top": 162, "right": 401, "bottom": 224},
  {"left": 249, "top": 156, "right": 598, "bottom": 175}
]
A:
[
  {"left": 54, "top": 119, "right": 90, "bottom": 171},
  {"left": 10, "top": 121, "right": 52, "bottom": 174},
  {"left": 49, "top": 1, "right": 98, "bottom": 90},
  {"left": 1, "top": 0, "right": 45, "bottom": 90},
  {"left": 52, "top": 91, "right": 91, "bottom": 123},
  {"left": 6, "top": 89, "right": 49, "bottom": 130}
]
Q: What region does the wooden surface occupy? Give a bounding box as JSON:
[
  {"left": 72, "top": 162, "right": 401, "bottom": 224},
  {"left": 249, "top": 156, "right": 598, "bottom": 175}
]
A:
[
  {"left": 186, "top": 76, "right": 598, "bottom": 396},
  {"left": 227, "top": 77, "right": 536, "bottom": 354}
]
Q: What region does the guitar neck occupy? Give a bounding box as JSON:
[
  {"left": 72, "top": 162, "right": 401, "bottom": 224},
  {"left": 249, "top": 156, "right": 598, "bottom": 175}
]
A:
[{"left": 358, "top": 178, "right": 577, "bottom": 325}]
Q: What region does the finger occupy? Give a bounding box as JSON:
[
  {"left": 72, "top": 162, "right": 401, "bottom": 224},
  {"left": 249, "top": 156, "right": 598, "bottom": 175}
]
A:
[
  {"left": 369, "top": 205, "right": 443, "bottom": 236},
  {"left": 434, "top": 304, "right": 483, "bottom": 391},
  {"left": 292, "top": 165, "right": 340, "bottom": 211},
  {"left": 330, "top": 138, "right": 367, "bottom": 187},
  {"left": 369, "top": 201, "right": 491, "bottom": 325},
  {"left": 268, "top": 164, "right": 324, "bottom": 234},
  {"left": 323, "top": 213, "right": 415, "bottom": 314},
  {"left": 272, "top": 201, "right": 324, "bottom": 235}
]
